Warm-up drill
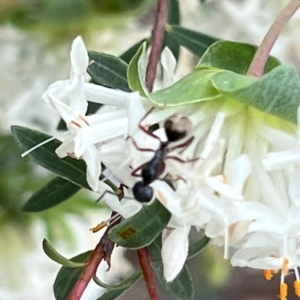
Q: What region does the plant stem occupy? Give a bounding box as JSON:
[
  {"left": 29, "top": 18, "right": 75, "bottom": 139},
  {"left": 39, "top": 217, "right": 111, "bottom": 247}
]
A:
[
  {"left": 146, "top": 0, "right": 170, "bottom": 91},
  {"left": 67, "top": 212, "right": 119, "bottom": 300},
  {"left": 67, "top": 242, "right": 104, "bottom": 300},
  {"left": 137, "top": 1, "right": 170, "bottom": 300},
  {"left": 137, "top": 248, "right": 161, "bottom": 300},
  {"left": 247, "top": 0, "right": 300, "bottom": 77}
]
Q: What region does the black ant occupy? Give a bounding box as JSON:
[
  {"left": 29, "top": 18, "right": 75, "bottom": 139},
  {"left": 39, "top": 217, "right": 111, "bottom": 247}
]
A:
[{"left": 128, "top": 108, "right": 196, "bottom": 203}]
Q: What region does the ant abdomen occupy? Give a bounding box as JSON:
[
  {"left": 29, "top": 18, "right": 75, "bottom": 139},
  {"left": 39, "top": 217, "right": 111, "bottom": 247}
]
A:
[
  {"left": 133, "top": 181, "right": 153, "bottom": 203},
  {"left": 164, "top": 114, "right": 192, "bottom": 142}
]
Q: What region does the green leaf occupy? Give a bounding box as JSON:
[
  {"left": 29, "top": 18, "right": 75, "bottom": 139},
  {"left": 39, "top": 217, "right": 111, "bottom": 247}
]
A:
[
  {"left": 53, "top": 251, "right": 92, "bottom": 300},
  {"left": 212, "top": 66, "right": 300, "bottom": 123},
  {"left": 147, "top": 234, "right": 162, "bottom": 262},
  {"left": 23, "top": 177, "right": 81, "bottom": 212},
  {"left": 11, "top": 126, "right": 90, "bottom": 189},
  {"left": 168, "top": 0, "right": 180, "bottom": 25},
  {"left": 148, "top": 68, "right": 222, "bottom": 106},
  {"left": 119, "top": 39, "right": 149, "bottom": 64},
  {"left": 43, "top": 239, "right": 85, "bottom": 268},
  {"left": 93, "top": 270, "right": 142, "bottom": 290},
  {"left": 163, "top": 0, "right": 181, "bottom": 60},
  {"left": 164, "top": 31, "right": 180, "bottom": 61},
  {"left": 87, "top": 51, "right": 130, "bottom": 92},
  {"left": 109, "top": 200, "right": 171, "bottom": 249},
  {"left": 197, "top": 40, "right": 281, "bottom": 74},
  {"left": 165, "top": 25, "right": 218, "bottom": 57},
  {"left": 187, "top": 236, "right": 210, "bottom": 259},
  {"left": 127, "top": 42, "right": 149, "bottom": 97},
  {"left": 153, "top": 263, "right": 195, "bottom": 300}
]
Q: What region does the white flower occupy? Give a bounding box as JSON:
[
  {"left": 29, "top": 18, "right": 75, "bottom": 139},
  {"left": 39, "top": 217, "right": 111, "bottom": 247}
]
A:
[
  {"left": 40, "top": 36, "right": 149, "bottom": 191},
  {"left": 262, "top": 106, "right": 300, "bottom": 171},
  {"left": 161, "top": 226, "right": 190, "bottom": 282},
  {"left": 42, "top": 36, "right": 89, "bottom": 113},
  {"left": 200, "top": 154, "right": 255, "bottom": 258}
]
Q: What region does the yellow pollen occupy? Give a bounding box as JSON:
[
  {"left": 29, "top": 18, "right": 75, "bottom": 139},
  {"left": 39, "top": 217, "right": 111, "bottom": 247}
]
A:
[
  {"left": 158, "top": 190, "right": 168, "bottom": 206},
  {"left": 90, "top": 221, "right": 107, "bottom": 233},
  {"left": 282, "top": 258, "right": 289, "bottom": 276},
  {"left": 222, "top": 173, "right": 229, "bottom": 184},
  {"left": 294, "top": 280, "right": 300, "bottom": 297},
  {"left": 280, "top": 283, "right": 288, "bottom": 300},
  {"left": 264, "top": 270, "right": 273, "bottom": 281}
]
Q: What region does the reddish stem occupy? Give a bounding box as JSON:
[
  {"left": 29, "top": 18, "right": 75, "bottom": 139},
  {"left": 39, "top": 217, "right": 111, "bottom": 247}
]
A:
[
  {"left": 67, "top": 242, "right": 104, "bottom": 300},
  {"left": 67, "top": 212, "right": 119, "bottom": 300},
  {"left": 146, "top": 0, "right": 170, "bottom": 91},
  {"left": 137, "top": 1, "right": 170, "bottom": 299},
  {"left": 247, "top": 0, "right": 300, "bottom": 77},
  {"left": 137, "top": 248, "right": 161, "bottom": 300}
]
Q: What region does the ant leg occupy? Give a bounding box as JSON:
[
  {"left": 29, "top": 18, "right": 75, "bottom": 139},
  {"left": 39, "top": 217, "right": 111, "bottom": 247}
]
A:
[
  {"left": 137, "top": 107, "right": 161, "bottom": 141},
  {"left": 165, "top": 155, "right": 199, "bottom": 164},
  {"left": 168, "top": 136, "right": 195, "bottom": 153},
  {"left": 96, "top": 189, "right": 120, "bottom": 203},
  {"left": 127, "top": 136, "right": 156, "bottom": 153},
  {"left": 131, "top": 162, "right": 148, "bottom": 177}
]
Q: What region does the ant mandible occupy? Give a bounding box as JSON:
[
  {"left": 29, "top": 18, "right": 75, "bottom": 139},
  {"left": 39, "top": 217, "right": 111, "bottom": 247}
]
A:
[{"left": 128, "top": 107, "right": 195, "bottom": 203}]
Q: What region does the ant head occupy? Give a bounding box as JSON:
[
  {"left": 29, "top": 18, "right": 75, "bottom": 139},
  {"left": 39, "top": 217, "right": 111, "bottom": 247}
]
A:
[
  {"left": 132, "top": 181, "right": 154, "bottom": 203},
  {"left": 164, "top": 114, "right": 192, "bottom": 142}
]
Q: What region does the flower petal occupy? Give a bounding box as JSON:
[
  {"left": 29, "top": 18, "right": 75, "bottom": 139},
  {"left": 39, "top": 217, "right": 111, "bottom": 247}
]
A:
[
  {"left": 161, "top": 226, "right": 190, "bottom": 282},
  {"left": 81, "top": 146, "right": 101, "bottom": 191},
  {"left": 70, "top": 36, "right": 89, "bottom": 77}
]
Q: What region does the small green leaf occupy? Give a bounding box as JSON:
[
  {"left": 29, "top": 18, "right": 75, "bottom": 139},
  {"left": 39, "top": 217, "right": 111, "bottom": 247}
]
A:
[
  {"left": 119, "top": 39, "right": 149, "bottom": 64},
  {"left": 187, "top": 236, "right": 210, "bottom": 259},
  {"left": 11, "top": 126, "right": 90, "bottom": 189},
  {"left": 93, "top": 270, "right": 142, "bottom": 290},
  {"left": 23, "top": 177, "right": 81, "bottom": 212},
  {"left": 109, "top": 200, "right": 171, "bottom": 249},
  {"left": 153, "top": 263, "right": 195, "bottom": 300},
  {"left": 165, "top": 25, "right": 218, "bottom": 57},
  {"left": 148, "top": 68, "right": 222, "bottom": 106},
  {"left": 87, "top": 51, "right": 130, "bottom": 91},
  {"left": 127, "top": 42, "right": 149, "bottom": 97},
  {"left": 43, "top": 239, "right": 85, "bottom": 268},
  {"left": 53, "top": 251, "right": 92, "bottom": 300},
  {"left": 212, "top": 66, "right": 300, "bottom": 123},
  {"left": 197, "top": 40, "right": 281, "bottom": 74}
]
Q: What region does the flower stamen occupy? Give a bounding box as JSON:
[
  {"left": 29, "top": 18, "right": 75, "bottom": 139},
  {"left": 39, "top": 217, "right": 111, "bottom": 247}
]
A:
[
  {"left": 21, "top": 137, "right": 55, "bottom": 157},
  {"left": 70, "top": 119, "right": 83, "bottom": 128},
  {"left": 282, "top": 257, "right": 289, "bottom": 276},
  {"left": 294, "top": 267, "right": 300, "bottom": 297},
  {"left": 90, "top": 214, "right": 122, "bottom": 233},
  {"left": 280, "top": 282, "right": 288, "bottom": 300},
  {"left": 264, "top": 269, "right": 273, "bottom": 280},
  {"left": 79, "top": 114, "right": 90, "bottom": 125}
]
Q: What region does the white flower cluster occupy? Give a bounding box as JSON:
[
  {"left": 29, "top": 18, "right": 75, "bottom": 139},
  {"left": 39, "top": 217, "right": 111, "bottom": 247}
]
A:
[{"left": 40, "top": 37, "right": 300, "bottom": 300}]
